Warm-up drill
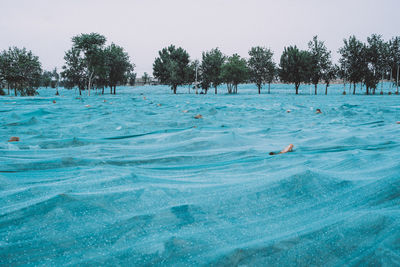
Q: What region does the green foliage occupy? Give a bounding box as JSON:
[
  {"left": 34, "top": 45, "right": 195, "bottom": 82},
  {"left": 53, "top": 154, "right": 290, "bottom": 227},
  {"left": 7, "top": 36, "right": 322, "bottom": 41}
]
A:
[
  {"left": 308, "top": 36, "right": 332, "bottom": 94},
  {"left": 65, "top": 33, "right": 107, "bottom": 95},
  {"left": 279, "top": 46, "right": 312, "bottom": 94},
  {"left": 388, "top": 37, "right": 400, "bottom": 92},
  {"left": 62, "top": 33, "right": 133, "bottom": 95},
  {"left": 322, "top": 63, "right": 337, "bottom": 94},
  {"left": 363, "top": 34, "right": 387, "bottom": 94},
  {"left": 0, "top": 47, "right": 42, "bottom": 96},
  {"left": 104, "top": 43, "right": 133, "bottom": 94},
  {"left": 248, "top": 46, "right": 275, "bottom": 94},
  {"left": 339, "top": 36, "right": 365, "bottom": 93},
  {"left": 128, "top": 72, "right": 137, "bottom": 86},
  {"left": 51, "top": 68, "right": 59, "bottom": 87},
  {"left": 61, "top": 47, "right": 86, "bottom": 92},
  {"left": 153, "top": 45, "right": 191, "bottom": 94},
  {"left": 200, "top": 48, "right": 225, "bottom": 94},
  {"left": 41, "top": 71, "right": 52, "bottom": 88},
  {"left": 221, "top": 54, "right": 248, "bottom": 94},
  {"left": 142, "top": 72, "right": 150, "bottom": 85}
]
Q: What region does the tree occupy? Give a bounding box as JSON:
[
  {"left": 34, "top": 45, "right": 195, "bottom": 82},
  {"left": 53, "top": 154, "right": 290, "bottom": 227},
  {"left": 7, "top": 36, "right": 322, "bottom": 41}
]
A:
[
  {"left": 41, "top": 71, "right": 52, "bottom": 88},
  {"left": 0, "top": 56, "right": 4, "bottom": 95},
  {"left": 62, "top": 33, "right": 133, "bottom": 95},
  {"left": 128, "top": 72, "right": 137, "bottom": 86},
  {"left": 322, "top": 63, "right": 337, "bottom": 95},
  {"left": 61, "top": 47, "right": 86, "bottom": 95},
  {"left": 71, "top": 33, "right": 107, "bottom": 96},
  {"left": 339, "top": 36, "right": 365, "bottom": 94},
  {"left": 220, "top": 54, "right": 248, "bottom": 94},
  {"left": 50, "top": 68, "right": 59, "bottom": 88},
  {"left": 279, "top": 46, "right": 312, "bottom": 94},
  {"left": 153, "top": 45, "right": 191, "bottom": 94},
  {"left": 142, "top": 72, "right": 150, "bottom": 85},
  {"left": 0, "top": 47, "right": 42, "bottom": 96},
  {"left": 388, "top": 37, "right": 400, "bottom": 94},
  {"left": 104, "top": 43, "right": 133, "bottom": 94},
  {"left": 200, "top": 48, "right": 225, "bottom": 94},
  {"left": 362, "top": 34, "right": 386, "bottom": 95},
  {"left": 51, "top": 68, "right": 60, "bottom": 95},
  {"left": 308, "top": 36, "right": 332, "bottom": 95},
  {"left": 248, "top": 46, "right": 275, "bottom": 94}
]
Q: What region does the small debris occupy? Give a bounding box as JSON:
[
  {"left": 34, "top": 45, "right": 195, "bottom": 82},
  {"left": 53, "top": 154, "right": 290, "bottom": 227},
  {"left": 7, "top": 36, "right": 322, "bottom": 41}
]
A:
[
  {"left": 194, "top": 114, "right": 203, "bottom": 119},
  {"left": 315, "top": 109, "right": 322, "bottom": 114},
  {"left": 286, "top": 110, "right": 291, "bottom": 113},
  {"left": 182, "top": 110, "right": 188, "bottom": 113},
  {"left": 396, "top": 121, "right": 400, "bottom": 124},
  {"left": 85, "top": 105, "right": 91, "bottom": 108},
  {"left": 8, "top": 136, "right": 20, "bottom": 142},
  {"left": 157, "top": 104, "right": 162, "bottom": 107},
  {"left": 52, "top": 100, "right": 56, "bottom": 104}
]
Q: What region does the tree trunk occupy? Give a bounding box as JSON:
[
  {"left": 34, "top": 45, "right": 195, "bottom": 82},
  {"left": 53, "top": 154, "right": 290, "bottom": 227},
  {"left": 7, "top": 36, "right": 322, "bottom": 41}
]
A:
[
  {"left": 88, "top": 72, "right": 94, "bottom": 96},
  {"left": 79, "top": 88, "right": 82, "bottom": 95},
  {"left": 325, "top": 84, "right": 328, "bottom": 95},
  {"left": 14, "top": 87, "right": 17, "bottom": 96},
  {"left": 215, "top": 86, "right": 217, "bottom": 94},
  {"left": 295, "top": 83, "right": 299, "bottom": 95},
  {"left": 113, "top": 85, "right": 116, "bottom": 95},
  {"left": 366, "top": 86, "right": 369, "bottom": 95},
  {"left": 373, "top": 87, "right": 376, "bottom": 95},
  {"left": 268, "top": 83, "right": 271, "bottom": 94},
  {"left": 102, "top": 87, "right": 104, "bottom": 95},
  {"left": 390, "top": 67, "right": 393, "bottom": 92},
  {"left": 110, "top": 86, "right": 112, "bottom": 94},
  {"left": 353, "top": 83, "right": 356, "bottom": 95},
  {"left": 258, "top": 85, "right": 261, "bottom": 94},
  {"left": 314, "top": 84, "right": 317, "bottom": 95},
  {"left": 173, "top": 85, "right": 177, "bottom": 94},
  {"left": 397, "top": 65, "right": 399, "bottom": 94},
  {"left": 7, "top": 84, "right": 10, "bottom": 95}
]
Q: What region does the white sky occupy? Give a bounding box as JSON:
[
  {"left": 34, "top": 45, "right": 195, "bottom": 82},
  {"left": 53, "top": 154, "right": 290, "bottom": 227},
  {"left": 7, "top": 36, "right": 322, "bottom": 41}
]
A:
[{"left": 1, "top": 0, "right": 399, "bottom": 76}]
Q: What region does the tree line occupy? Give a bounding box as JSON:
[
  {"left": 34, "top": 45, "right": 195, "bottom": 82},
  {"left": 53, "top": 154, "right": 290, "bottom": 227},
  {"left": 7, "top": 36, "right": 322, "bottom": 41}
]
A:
[
  {"left": 153, "top": 34, "right": 400, "bottom": 95},
  {"left": 0, "top": 33, "right": 136, "bottom": 96},
  {"left": 0, "top": 33, "right": 399, "bottom": 96}
]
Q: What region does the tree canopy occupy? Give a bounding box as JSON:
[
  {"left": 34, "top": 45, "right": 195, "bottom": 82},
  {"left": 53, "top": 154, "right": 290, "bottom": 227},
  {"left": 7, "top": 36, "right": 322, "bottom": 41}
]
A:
[
  {"left": 308, "top": 36, "right": 332, "bottom": 94},
  {"left": 200, "top": 48, "right": 225, "bottom": 94},
  {"left": 61, "top": 33, "right": 134, "bottom": 95},
  {"left": 248, "top": 46, "right": 275, "bottom": 94},
  {"left": 0, "top": 47, "right": 42, "bottom": 96},
  {"left": 104, "top": 43, "right": 133, "bottom": 94},
  {"left": 221, "top": 54, "right": 248, "bottom": 94},
  {"left": 153, "top": 45, "right": 191, "bottom": 94},
  {"left": 279, "top": 46, "right": 312, "bottom": 94}
]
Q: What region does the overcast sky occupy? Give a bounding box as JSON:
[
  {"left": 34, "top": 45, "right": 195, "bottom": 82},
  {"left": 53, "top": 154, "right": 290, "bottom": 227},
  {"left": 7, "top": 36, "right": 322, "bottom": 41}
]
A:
[{"left": 1, "top": 0, "right": 399, "bottom": 75}]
